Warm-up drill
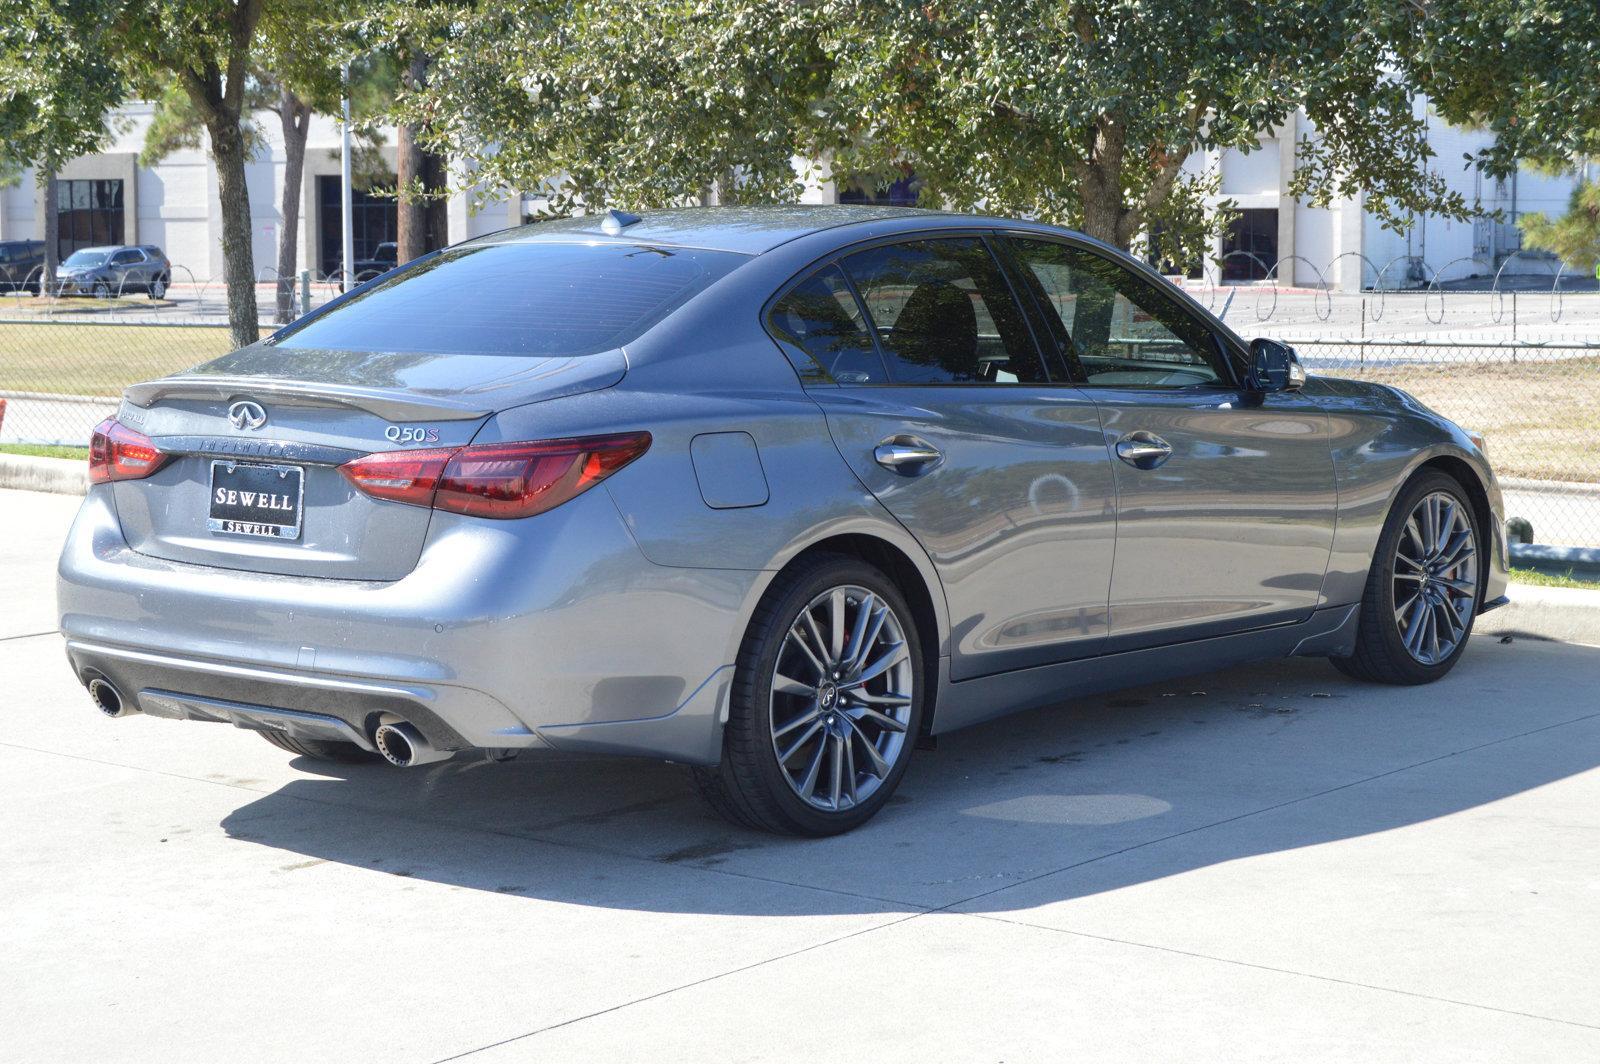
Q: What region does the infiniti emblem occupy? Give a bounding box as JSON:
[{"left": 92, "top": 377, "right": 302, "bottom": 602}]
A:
[{"left": 228, "top": 400, "right": 268, "bottom": 431}]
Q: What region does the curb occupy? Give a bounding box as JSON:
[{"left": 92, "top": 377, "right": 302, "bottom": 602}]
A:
[
  {"left": 1479, "top": 583, "right": 1600, "bottom": 647},
  {"left": 0, "top": 453, "right": 87, "bottom": 495},
  {"left": 1510, "top": 543, "right": 1600, "bottom": 577}
]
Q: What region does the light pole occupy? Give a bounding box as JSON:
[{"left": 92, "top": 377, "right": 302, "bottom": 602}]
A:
[{"left": 340, "top": 60, "right": 355, "bottom": 292}]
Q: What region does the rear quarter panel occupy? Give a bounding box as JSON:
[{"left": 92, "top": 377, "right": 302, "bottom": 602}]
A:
[{"left": 480, "top": 268, "right": 953, "bottom": 669}]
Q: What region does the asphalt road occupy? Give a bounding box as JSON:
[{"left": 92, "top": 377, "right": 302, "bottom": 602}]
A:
[{"left": 3, "top": 488, "right": 1598, "bottom": 1062}]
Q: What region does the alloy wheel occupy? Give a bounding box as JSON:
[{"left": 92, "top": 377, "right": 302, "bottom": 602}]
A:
[
  {"left": 1392, "top": 491, "right": 1478, "bottom": 666},
  {"left": 769, "top": 585, "right": 914, "bottom": 812}
]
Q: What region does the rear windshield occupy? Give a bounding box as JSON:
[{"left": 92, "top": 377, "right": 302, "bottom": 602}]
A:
[{"left": 272, "top": 242, "right": 745, "bottom": 357}]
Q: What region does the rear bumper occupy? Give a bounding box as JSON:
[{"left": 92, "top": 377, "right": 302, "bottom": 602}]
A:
[{"left": 57, "top": 487, "right": 758, "bottom": 763}]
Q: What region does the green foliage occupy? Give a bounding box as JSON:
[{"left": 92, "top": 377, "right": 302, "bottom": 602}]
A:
[
  {"left": 393, "top": 0, "right": 829, "bottom": 215},
  {"left": 824, "top": 0, "right": 1473, "bottom": 249},
  {"left": 401, "top": 0, "right": 1477, "bottom": 253},
  {"left": 1400, "top": 0, "right": 1600, "bottom": 176},
  {"left": 139, "top": 80, "right": 271, "bottom": 166},
  {"left": 1519, "top": 180, "right": 1600, "bottom": 273},
  {"left": 0, "top": 0, "right": 125, "bottom": 177}
]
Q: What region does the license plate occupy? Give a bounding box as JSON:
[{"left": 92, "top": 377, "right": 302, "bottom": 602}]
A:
[{"left": 207, "top": 461, "right": 304, "bottom": 540}]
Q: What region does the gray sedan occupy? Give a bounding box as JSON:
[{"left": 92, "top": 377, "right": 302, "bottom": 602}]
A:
[{"left": 57, "top": 206, "right": 1508, "bottom": 835}]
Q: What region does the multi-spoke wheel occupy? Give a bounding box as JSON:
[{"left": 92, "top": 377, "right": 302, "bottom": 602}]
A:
[
  {"left": 769, "top": 585, "right": 913, "bottom": 813},
  {"left": 1391, "top": 491, "right": 1478, "bottom": 666},
  {"left": 692, "top": 554, "right": 924, "bottom": 835},
  {"left": 1333, "top": 471, "right": 1483, "bottom": 684}
]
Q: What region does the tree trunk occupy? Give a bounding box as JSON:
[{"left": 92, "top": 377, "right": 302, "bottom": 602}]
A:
[
  {"left": 210, "top": 119, "right": 261, "bottom": 349},
  {"left": 275, "top": 88, "right": 311, "bottom": 324},
  {"left": 395, "top": 52, "right": 430, "bottom": 264},
  {"left": 423, "top": 149, "right": 449, "bottom": 250},
  {"left": 1079, "top": 165, "right": 1131, "bottom": 250},
  {"left": 41, "top": 168, "right": 59, "bottom": 289}
]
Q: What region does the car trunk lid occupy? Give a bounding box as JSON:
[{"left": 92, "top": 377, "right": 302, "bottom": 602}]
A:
[{"left": 110, "top": 344, "right": 627, "bottom": 581}]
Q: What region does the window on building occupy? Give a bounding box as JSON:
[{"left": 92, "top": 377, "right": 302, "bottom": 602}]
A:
[
  {"left": 1221, "top": 208, "right": 1278, "bottom": 282},
  {"left": 56, "top": 179, "right": 124, "bottom": 260},
  {"left": 318, "top": 176, "right": 400, "bottom": 279},
  {"left": 838, "top": 169, "right": 923, "bottom": 208}
]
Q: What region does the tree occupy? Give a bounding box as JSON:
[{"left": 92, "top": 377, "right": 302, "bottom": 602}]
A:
[
  {"left": 395, "top": 0, "right": 827, "bottom": 216},
  {"left": 137, "top": 39, "right": 354, "bottom": 324},
  {"left": 405, "top": 0, "right": 1474, "bottom": 266},
  {"left": 0, "top": 0, "right": 125, "bottom": 287},
  {"left": 1520, "top": 179, "right": 1600, "bottom": 273},
  {"left": 1398, "top": 0, "right": 1600, "bottom": 177},
  {"left": 111, "top": 1, "right": 276, "bottom": 347},
  {"left": 823, "top": 0, "right": 1474, "bottom": 260}
]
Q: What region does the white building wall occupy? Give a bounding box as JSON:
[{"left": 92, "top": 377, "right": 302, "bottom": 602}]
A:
[
  {"left": 1219, "top": 142, "right": 1279, "bottom": 196},
  {"left": 11, "top": 99, "right": 1589, "bottom": 293}
]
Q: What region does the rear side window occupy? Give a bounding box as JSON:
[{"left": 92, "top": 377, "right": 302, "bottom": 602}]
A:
[
  {"left": 840, "top": 239, "right": 1046, "bottom": 384},
  {"left": 766, "top": 265, "right": 886, "bottom": 384},
  {"left": 273, "top": 242, "right": 745, "bottom": 357}
]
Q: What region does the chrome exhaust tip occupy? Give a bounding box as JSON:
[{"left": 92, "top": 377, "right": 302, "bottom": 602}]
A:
[
  {"left": 88, "top": 677, "right": 134, "bottom": 718},
  {"left": 373, "top": 721, "right": 453, "bottom": 767}
]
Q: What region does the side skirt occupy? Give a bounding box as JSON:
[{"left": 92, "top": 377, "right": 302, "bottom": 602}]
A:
[{"left": 930, "top": 603, "right": 1360, "bottom": 736}]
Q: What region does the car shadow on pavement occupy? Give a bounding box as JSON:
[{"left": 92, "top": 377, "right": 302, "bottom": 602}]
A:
[{"left": 218, "top": 636, "right": 1600, "bottom": 916}]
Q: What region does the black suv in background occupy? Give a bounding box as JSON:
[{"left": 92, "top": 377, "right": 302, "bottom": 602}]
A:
[
  {"left": 55, "top": 245, "right": 172, "bottom": 299},
  {"left": 0, "top": 239, "right": 46, "bottom": 294}
]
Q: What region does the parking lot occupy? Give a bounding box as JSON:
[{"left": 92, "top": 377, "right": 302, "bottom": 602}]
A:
[{"left": 3, "top": 486, "right": 1599, "bottom": 1062}]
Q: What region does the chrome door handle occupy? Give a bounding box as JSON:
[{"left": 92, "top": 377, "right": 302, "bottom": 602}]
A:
[
  {"left": 874, "top": 438, "right": 943, "bottom": 474},
  {"left": 1115, "top": 431, "right": 1173, "bottom": 469}
]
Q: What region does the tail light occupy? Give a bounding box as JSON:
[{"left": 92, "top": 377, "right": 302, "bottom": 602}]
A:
[
  {"left": 88, "top": 418, "right": 172, "bottom": 484},
  {"left": 340, "top": 432, "right": 651, "bottom": 519}
]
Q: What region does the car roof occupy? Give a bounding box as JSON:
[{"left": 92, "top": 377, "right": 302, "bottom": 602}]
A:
[{"left": 463, "top": 204, "right": 988, "bottom": 256}]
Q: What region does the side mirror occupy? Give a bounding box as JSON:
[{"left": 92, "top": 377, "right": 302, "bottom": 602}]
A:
[{"left": 1249, "top": 338, "right": 1306, "bottom": 393}]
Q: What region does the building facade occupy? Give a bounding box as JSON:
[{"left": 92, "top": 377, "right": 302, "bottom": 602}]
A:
[{"left": 1, "top": 100, "right": 1584, "bottom": 291}]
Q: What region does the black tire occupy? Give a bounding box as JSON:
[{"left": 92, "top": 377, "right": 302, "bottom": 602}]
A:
[
  {"left": 691, "top": 553, "right": 926, "bottom": 836},
  {"left": 257, "top": 728, "right": 378, "bottom": 763},
  {"left": 148, "top": 274, "right": 168, "bottom": 300},
  {"left": 1331, "top": 470, "right": 1483, "bottom": 685}
]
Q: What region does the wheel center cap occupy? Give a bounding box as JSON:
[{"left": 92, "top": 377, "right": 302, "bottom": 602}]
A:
[{"left": 818, "top": 682, "right": 838, "bottom": 709}]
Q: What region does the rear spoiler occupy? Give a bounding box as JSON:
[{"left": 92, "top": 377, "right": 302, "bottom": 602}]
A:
[{"left": 122, "top": 375, "right": 492, "bottom": 422}]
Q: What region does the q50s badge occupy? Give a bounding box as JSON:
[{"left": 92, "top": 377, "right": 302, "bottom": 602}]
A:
[{"left": 385, "top": 425, "right": 441, "bottom": 444}]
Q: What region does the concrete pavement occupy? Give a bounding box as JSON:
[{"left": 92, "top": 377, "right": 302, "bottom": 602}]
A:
[{"left": 2, "top": 488, "right": 1598, "bottom": 1062}]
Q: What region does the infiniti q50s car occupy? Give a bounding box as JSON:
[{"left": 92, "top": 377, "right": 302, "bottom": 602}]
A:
[{"left": 57, "top": 206, "right": 1508, "bottom": 835}]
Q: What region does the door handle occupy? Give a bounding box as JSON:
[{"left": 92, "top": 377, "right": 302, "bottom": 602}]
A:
[
  {"left": 1115, "top": 431, "right": 1173, "bottom": 469},
  {"left": 874, "top": 437, "right": 943, "bottom": 474}
]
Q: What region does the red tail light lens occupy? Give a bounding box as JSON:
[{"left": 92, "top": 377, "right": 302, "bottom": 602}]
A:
[
  {"left": 88, "top": 418, "right": 172, "bottom": 484},
  {"left": 340, "top": 432, "right": 651, "bottom": 519},
  {"left": 337, "top": 447, "right": 454, "bottom": 507}
]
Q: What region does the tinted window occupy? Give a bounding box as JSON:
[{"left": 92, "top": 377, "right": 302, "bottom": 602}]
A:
[
  {"left": 841, "top": 239, "right": 1045, "bottom": 384},
  {"left": 274, "top": 242, "right": 744, "bottom": 357},
  {"left": 1007, "top": 238, "right": 1227, "bottom": 387},
  {"left": 112, "top": 249, "right": 142, "bottom": 264},
  {"left": 767, "top": 265, "right": 885, "bottom": 384}
]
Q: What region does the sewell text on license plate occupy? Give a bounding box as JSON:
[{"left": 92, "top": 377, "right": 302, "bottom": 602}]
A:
[{"left": 208, "top": 460, "right": 304, "bottom": 540}]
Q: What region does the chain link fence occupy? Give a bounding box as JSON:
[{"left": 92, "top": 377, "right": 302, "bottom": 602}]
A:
[{"left": 2, "top": 267, "right": 1597, "bottom": 548}]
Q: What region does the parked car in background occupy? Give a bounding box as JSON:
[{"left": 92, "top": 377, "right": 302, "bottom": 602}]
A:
[
  {"left": 57, "top": 206, "right": 1508, "bottom": 836},
  {"left": 0, "top": 239, "right": 46, "bottom": 294},
  {"left": 352, "top": 242, "right": 398, "bottom": 282},
  {"left": 54, "top": 245, "right": 172, "bottom": 299}
]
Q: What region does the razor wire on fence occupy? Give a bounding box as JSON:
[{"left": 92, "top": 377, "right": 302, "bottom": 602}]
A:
[{"left": 2, "top": 261, "right": 1598, "bottom": 548}]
